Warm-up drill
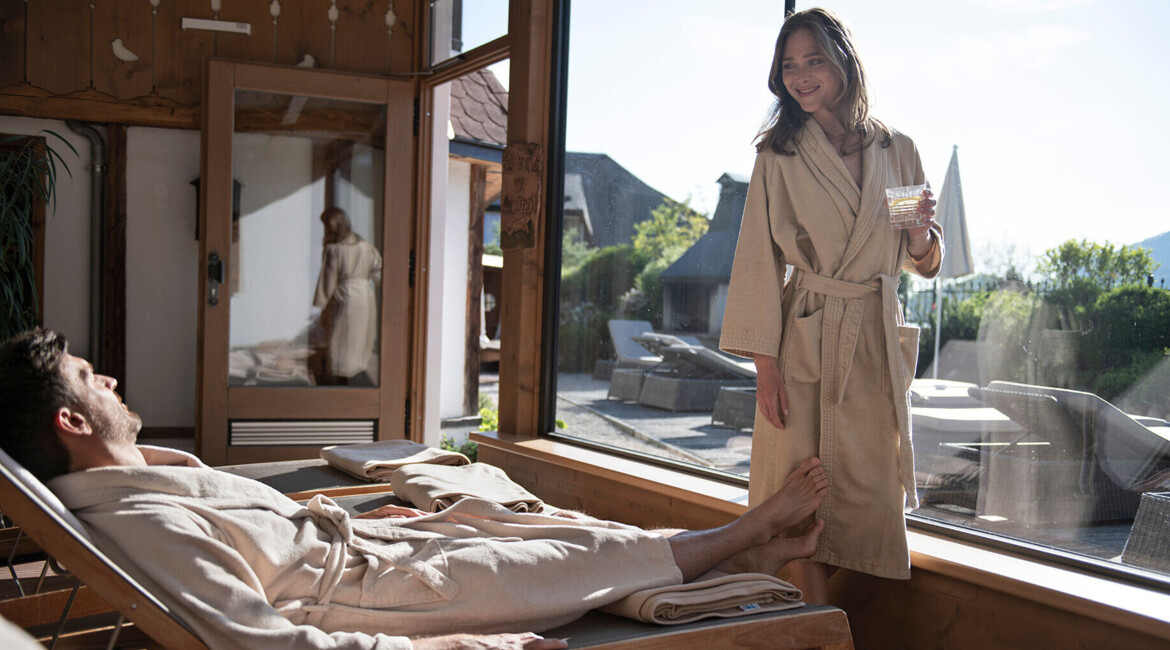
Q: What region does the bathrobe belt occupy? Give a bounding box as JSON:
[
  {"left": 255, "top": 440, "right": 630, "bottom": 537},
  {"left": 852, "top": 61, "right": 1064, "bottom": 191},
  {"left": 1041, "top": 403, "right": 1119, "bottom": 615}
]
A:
[
  {"left": 296, "top": 496, "right": 459, "bottom": 625},
  {"left": 793, "top": 270, "right": 916, "bottom": 505},
  {"left": 792, "top": 270, "right": 880, "bottom": 405}
]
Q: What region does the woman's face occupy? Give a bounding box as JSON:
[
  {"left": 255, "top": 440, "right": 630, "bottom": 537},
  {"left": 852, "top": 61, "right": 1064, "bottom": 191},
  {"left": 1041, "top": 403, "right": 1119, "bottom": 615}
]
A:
[
  {"left": 780, "top": 28, "right": 842, "bottom": 118},
  {"left": 323, "top": 214, "right": 342, "bottom": 244}
]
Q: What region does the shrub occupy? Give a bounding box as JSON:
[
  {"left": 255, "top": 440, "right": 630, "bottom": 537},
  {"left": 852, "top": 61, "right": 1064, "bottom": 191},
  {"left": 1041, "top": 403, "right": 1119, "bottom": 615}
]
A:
[{"left": 560, "top": 245, "right": 650, "bottom": 312}]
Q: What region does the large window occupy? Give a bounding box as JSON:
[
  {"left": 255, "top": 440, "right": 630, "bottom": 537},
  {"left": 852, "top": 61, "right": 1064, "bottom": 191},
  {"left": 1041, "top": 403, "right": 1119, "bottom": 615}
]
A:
[{"left": 553, "top": 0, "right": 1170, "bottom": 585}]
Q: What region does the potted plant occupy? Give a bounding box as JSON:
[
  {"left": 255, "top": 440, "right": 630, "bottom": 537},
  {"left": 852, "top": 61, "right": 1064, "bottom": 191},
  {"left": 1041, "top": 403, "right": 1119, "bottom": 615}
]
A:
[{"left": 0, "top": 131, "right": 74, "bottom": 341}]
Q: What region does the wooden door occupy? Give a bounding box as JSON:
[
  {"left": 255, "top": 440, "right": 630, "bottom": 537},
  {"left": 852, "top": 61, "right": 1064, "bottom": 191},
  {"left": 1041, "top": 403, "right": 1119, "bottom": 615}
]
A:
[{"left": 197, "top": 60, "right": 414, "bottom": 465}]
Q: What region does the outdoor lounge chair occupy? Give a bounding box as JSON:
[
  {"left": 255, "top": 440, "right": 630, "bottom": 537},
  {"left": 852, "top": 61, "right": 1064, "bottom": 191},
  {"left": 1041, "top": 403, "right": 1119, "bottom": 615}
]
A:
[
  {"left": 967, "top": 382, "right": 1143, "bottom": 525},
  {"left": 636, "top": 345, "right": 756, "bottom": 413},
  {"left": 986, "top": 381, "right": 1170, "bottom": 493},
  {"left": 0, "top": 449, "right": 854, "bottom": 649}
]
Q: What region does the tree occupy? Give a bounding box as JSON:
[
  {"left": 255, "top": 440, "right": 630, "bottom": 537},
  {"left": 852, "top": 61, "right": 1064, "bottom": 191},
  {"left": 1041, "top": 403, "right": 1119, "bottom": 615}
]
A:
[
  {"left": 632, "top": 198, "right": 708, "bottom": 262},
  {"left": 1035, "top": 239, "right": 1159, "bottom": 330}
]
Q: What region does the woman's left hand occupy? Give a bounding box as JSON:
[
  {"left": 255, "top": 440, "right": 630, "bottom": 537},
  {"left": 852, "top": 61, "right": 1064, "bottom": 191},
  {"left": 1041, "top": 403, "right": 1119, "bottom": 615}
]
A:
[{"left": 906, "top": 188, "right": 937, "bottom": 259}]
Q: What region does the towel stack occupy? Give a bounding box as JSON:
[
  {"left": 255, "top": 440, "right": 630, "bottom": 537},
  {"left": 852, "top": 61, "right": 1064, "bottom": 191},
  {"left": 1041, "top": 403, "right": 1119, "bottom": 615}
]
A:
[
  {"left": 321, "top": 439, "right": 470, "bottom": 482},
  {"left": 321, "top": 440, "right": 543, "bottom": 513}
]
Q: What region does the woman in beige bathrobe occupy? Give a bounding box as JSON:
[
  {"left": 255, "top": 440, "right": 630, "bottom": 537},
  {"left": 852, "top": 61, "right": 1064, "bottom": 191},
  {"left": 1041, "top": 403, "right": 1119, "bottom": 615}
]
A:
[
  {"left": 719, "top": 8, "right": 943, "bottom": 603},
  {"left": 313, "top": 208, "right": 382, "bottom": 385}
]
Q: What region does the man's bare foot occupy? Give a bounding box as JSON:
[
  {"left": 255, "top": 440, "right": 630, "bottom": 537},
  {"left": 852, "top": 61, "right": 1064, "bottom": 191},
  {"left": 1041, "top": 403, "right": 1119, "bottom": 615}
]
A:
[
  {"left": 713, "top": 519, "right": 824, "bottom": 577},
  {"left": 744, "top": 457, "right": 828, "bottom": 541}
]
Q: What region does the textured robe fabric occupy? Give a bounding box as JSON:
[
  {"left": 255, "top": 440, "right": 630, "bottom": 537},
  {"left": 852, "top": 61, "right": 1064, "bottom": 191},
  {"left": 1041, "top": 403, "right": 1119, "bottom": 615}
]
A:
[
  {"left": 314, "top": 234, "right": 382, "bottom": 378},
  {"left": 719, "top": 120, "right": 942, "bottom": 579},
  {"left": 48, "top": 447, "right": 681, "bottom": 650}
]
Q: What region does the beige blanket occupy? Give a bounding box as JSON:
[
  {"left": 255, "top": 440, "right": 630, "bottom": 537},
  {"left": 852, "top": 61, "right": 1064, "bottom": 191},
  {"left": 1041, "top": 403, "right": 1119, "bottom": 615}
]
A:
[
  {"left": 601, "top": 572, "right": 804, "bottom": 624},
  {"left": 390, "top": 462, "right": 544, "bottom": 513},
  {"left": 320, "top": 439, "right": 469, "bottom": 482}
]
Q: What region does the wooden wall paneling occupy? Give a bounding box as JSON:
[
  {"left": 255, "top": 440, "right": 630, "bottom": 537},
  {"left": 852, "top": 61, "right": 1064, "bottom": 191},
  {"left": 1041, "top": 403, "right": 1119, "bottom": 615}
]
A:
[
  {"left": 0, "top": 2, "right": 26, "bottom": 89},
  {"left": 827, "top": 567, "right": 1169, "bottom": 650},
  {"left": 100, "top": 124, "right": 127, "bottom": 387},
  {"left": 333, "top": 1, "right": 392, "bottom": 76},
  {"left": 499, "top": 0, "right": 554, "bottom": 436},
  {"left": 92, "top": 1, "right": 153, "bottom": 100},
  {"left": 160, "top": 0, "right": 215, "bottom": 106},
  {"left": 271, "top": 0, "right": 332, "bottom": 70},
  {"left": 208, "top": 2, "right": 271, "bottom": 64},
  {"left": 388, "top": 0, "right": 416, "bottom": 76},
  {"left": 26, "top": 0, "right": 90, "bottom": 96}
]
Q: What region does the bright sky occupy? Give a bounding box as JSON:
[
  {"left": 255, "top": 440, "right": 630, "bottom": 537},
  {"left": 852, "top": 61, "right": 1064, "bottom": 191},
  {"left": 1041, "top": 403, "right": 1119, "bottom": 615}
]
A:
[{"left": 466, "top": 0, "right": 1169, "bottom": 276}]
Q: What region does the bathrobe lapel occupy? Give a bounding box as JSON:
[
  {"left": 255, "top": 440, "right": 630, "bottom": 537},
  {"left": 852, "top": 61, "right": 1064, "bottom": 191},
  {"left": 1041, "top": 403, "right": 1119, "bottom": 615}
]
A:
[{"left": 797, "top": 120, "right": 890, "bottom": 279}]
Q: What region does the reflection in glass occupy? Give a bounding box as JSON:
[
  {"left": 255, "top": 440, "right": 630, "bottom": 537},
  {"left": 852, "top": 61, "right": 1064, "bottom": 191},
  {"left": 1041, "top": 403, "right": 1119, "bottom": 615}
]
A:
[{"left": 227, "top": 90, "right": 385, "bottom": 388}]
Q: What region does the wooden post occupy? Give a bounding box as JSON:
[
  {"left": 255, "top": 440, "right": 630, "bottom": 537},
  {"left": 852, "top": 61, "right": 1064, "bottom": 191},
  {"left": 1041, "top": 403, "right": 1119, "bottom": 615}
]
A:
[
  {"left": 101, "top": 124, "right": 127, "bottom": 388},
  {"left": 465, "top": 163, "right": 488, "bottom": 416},
  {"left": 499, "top": 0, "right": 554, "bottom": 436}
]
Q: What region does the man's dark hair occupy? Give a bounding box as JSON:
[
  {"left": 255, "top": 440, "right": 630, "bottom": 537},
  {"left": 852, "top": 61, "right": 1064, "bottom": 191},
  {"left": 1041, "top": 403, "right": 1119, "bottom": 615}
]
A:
[{"left": 0, "top": 329, "right": 74, "bottom": 481}]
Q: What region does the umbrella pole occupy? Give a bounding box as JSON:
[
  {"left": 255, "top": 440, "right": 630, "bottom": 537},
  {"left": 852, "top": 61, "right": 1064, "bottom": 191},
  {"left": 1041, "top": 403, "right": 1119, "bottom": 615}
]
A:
[{"left": 932, "top": 277, "right": 942, "bottom": 380}]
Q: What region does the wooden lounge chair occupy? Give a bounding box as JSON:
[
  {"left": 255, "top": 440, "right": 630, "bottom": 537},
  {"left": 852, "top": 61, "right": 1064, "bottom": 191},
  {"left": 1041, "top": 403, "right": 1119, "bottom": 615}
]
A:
[
  {"left": 0, "top": 450, "right": 853, "bottom": 649},
  {"left": 0, "top": 447, "right": 206, "bottom": 648}
]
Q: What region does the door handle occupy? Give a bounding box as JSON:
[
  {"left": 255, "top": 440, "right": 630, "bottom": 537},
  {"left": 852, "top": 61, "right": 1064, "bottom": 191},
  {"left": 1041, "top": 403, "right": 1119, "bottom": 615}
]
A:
[{"left": 208, "top": 252, "right": 226, "bottom": 306}]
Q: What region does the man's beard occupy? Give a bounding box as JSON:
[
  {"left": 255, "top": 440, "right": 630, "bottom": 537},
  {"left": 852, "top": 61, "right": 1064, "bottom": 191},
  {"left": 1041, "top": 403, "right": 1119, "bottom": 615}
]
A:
[{"left": 88, "top": 403, "right": 142, "bottom": 445}]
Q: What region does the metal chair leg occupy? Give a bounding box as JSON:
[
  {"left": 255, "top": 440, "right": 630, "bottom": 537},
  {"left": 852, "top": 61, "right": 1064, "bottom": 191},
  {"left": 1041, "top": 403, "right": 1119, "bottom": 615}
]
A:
[
  {"left": 49, "top": 579, "right": 81, "bottom": 650},
  {"left": 104, "top": 613, "right": 125, "bottom": 650},
  {"left": 6, "top": 527, "right": 26, "bottom": 597},
  {"left": 34, "top": 558, "right": 50, "bottom": 593}
]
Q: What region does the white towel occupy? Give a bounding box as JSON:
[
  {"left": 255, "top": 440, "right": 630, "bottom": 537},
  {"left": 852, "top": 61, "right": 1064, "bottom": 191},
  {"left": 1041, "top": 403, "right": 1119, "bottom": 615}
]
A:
[
  {"left": 601, "top": 572, "right": 804, "bottom": 624},
  {"left": 390, "top": 463, "right": 544, "bottom": 513},
  {"left": 321, "top": 440, "right": 469, "bottom": 482}
]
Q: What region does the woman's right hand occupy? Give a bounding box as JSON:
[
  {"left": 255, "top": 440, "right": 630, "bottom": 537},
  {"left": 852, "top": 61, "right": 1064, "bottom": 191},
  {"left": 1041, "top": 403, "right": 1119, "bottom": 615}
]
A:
[{"left": 753, "top": 354, "right": 788, "bottom": 430}]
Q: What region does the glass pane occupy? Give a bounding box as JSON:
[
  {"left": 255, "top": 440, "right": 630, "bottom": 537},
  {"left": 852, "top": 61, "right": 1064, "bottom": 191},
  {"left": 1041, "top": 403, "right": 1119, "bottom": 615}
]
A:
[
  {"left": 228, "top": 90, "right": 386, "bottom": 388},
  {"left": 430, "top": 0, "right": 508, "bottom": 67},
  {"left": 555, "top": 0, "right": 1170, "bottom": 585}
]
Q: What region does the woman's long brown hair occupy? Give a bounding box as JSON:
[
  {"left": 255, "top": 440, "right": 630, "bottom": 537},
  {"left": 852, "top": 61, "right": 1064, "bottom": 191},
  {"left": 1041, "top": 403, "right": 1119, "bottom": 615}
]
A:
[{"left": 755, "top": 7, "right": 892, "bottom": 155}]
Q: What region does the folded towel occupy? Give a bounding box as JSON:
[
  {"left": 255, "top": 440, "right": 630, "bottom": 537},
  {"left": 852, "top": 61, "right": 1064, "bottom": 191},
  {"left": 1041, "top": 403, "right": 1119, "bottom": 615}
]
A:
[
  {"left": 321, "top": 440, "right": 470, "bottom": 482},
  {"left": 601, "top": 572, "right": 804, "bottom": 625},
  {"left": 390, "top": 462, "right": 544, "bottom": 513}
]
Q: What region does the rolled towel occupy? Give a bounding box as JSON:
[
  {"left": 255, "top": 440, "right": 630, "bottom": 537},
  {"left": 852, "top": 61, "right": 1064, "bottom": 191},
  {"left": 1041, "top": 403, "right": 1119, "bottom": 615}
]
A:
[
  {"left": 390, "top": 462, "right": 544, "bottom": 513},
  {"left": 601, "top": 572, "right": 804, "bottom": 625},
  {"left": 321, "top": 440, "right": 470, "bottom": 482}
]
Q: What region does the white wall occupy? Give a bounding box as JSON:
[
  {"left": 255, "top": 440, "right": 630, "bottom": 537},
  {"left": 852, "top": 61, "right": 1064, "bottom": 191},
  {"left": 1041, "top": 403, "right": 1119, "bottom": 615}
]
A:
[
  {"left": 0, "top": 116, "right": 93, "bottom": 358},
  {"left": 442, "top": 160, "right": 471, "bottom": 418},
  {"left": 125, "top": 127, "right": 200, "bottom": 428},
  {"left": 422, "top": 82, "right": 473, "bottom": 446},
  {"left": 230, "top": 134, "right": 320, "bottom": 347}
]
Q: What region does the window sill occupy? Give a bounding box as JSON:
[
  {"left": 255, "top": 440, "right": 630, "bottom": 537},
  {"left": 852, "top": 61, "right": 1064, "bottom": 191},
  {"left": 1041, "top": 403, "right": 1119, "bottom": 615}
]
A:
[{"left": 473, "top": 431, "right": 1170, "bottom": 642}]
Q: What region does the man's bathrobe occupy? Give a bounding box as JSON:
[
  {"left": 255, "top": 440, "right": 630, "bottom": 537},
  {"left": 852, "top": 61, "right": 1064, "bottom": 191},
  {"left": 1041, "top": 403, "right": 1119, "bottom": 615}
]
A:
[
  {"left": 719, "top": 120, "right": 943, "bottom": 579},
  {"left": 48, "top": 447, "right": 682, "bottom": 650}
]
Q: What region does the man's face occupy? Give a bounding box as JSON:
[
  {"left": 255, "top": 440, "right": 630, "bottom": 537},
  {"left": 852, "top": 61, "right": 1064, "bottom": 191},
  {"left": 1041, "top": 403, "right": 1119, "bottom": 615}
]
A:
[{"left": 60, "top": 354, "right": 141, "bottom": 444}]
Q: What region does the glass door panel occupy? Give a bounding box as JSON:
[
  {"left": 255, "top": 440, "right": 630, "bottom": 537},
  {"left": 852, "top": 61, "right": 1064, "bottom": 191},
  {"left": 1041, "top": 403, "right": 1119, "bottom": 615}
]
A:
[{"left": 228, "top": 91, "right": 387, "bottom": 389}]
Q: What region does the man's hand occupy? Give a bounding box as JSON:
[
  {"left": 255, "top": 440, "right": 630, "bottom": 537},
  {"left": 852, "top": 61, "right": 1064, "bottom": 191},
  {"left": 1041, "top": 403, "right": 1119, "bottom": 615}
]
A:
[{"left": 411, "top": 632, "right": 568, "bottom": 650}]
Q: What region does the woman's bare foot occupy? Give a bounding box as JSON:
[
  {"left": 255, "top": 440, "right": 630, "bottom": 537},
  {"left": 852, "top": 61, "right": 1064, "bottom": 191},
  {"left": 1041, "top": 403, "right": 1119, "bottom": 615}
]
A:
[
  {"left": 713, "top": 519, "right": 824, "bottom": 577},
  {"left": 743, "top": 457, "right": 828, "bottom": 542}
]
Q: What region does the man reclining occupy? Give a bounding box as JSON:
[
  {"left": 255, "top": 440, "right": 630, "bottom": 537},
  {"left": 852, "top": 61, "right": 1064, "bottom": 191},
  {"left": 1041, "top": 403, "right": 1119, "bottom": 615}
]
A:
[{"left": 0, "top": 329, "right": 827, "bottom": 650}]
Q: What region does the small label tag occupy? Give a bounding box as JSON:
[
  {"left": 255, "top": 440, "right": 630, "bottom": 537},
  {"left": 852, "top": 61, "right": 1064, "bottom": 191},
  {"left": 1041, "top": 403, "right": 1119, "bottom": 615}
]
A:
[{"left": 739, "top": 603, "right": 761, "bottom": 612}]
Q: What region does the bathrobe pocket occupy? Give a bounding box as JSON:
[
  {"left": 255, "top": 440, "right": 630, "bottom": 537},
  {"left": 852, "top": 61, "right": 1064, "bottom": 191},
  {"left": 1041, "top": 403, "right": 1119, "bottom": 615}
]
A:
[
  {"left": 360, "top": 539, "right": 458, "bottom": 609},
  {"left": 897, "top": 325, "right": 920, "bottom": 393},
  {"left": 781, "top": 309, "right": 823, "bottom": 385}
]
